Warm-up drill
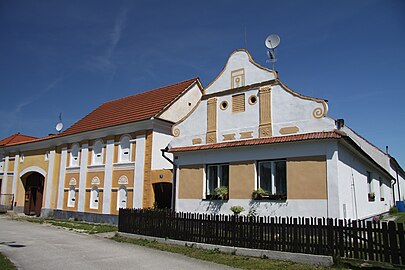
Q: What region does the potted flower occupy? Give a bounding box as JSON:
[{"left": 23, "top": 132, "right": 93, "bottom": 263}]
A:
[
  {"left": 252, "top": 188, "right": 269, "bottom": 200},
  {"left": 368, "top": 192, "right": 375, "bottom": 202},
  {"left": 230, "top": 206, "right": 244, "bottom": 215},
  {"left": 214, "top": 186, "right": 229, "bottom": 200}
]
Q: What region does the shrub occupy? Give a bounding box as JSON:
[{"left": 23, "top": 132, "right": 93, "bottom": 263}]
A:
[
  {"left": 213, "top": 186, "right": 229, "bottom": 200},
  {"left": 230, "top": 206, "right": 244, "bottom": 215},
  {"left": 390, "top": 206, "right": 398, "bottom": 214},
  {"left": 252, "top": 188, "right": 269, "bottom": 199}
]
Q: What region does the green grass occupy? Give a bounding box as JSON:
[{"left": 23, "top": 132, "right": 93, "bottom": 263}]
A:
[
  {"left": 0, "top": 252, "right": 16, "bottom": 270},
  {"left": 112, "top": 236, "right": 344, "bottom": 270},
  {"left": 394, "top": 212, "right": 405, "bottom": 224},
  {"left": 16, "top": 217, "right": 117, "bottom": 234}
]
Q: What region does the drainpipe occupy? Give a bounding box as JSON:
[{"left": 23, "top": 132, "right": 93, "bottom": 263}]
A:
[
  {"left": 161, "top": 146, "right": 177, "bottom": 211},
  {"left": 396, "top": 169, "right": 401, "bottom": 201}
]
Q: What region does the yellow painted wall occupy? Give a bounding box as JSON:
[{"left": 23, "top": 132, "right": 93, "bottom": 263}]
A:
[
  {"left": 50, "top": 150, "right": 61, "bottom": 209},
  {"left": 63, "top": 189, "right": 78, "bottom": 211},
  {"left": 18, "top": 150, "right": 48, "bottom": 173},
  {"left": 229, "top": 161, "right": 255, "bottom": 199},
  {"left": 84, "top": 190, "right": 103, "bottom": 213},
  {"left": 287, "top": 156, "right": 327, "bottom": 200},
  {"left": 110, "top": 189, "right": 133, "bottom": 215},
  {"left": 111, "top": 170, "right": 134, "bottom": 188},
  {"left": 64, "top": 173, "right": 79, "bottom": 189},
  {"left": 86, "top": 172, "right": 104, "bottom": 188},
  {"left": 178, "top": 165, "right": 204, "bottom": 199},
  {"left": 142, "top": 130, "right": 153, "bottom": 208}
]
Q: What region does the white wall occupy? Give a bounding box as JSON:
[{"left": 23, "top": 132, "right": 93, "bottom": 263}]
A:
[
  {"left": 151, "top": 131, "right": 173, "bottom": 170},
  {"left": 272, "top": 85, "right": 335, "bottom": 136},
  {"left": 337, "top": 144, "right": 392, "bottom": 220},
  {"left": 205, "top": 50, "right": 275, "bottom": 95},
  {"left": 175, "top": 140, "right": 340, "bottom": 218},
  {"left": 177, "top": 198, "right": 327, "bottom": 218},
  {"left": 159, "top": 84, "right": 202, "bottom": 123}
]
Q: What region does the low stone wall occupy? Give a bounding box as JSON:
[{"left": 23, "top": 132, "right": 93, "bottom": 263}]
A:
[
  {"left": 41, "top": 209, "right": 118, "bottom": 225},
  {"left": 117, "top": 232, "right": 334, "bottom": 267}
]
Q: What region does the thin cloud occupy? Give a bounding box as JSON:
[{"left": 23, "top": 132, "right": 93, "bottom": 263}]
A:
[
  {"left": 15, "top": 76, "right": 64, "bottom": 113},
  {"left": 84, "top": 6, "right": 129, "bottom": 73}
]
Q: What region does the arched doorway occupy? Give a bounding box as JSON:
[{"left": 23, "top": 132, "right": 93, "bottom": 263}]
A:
[{"left": 22, "top": 172, "right": 44, "bottom": 216}]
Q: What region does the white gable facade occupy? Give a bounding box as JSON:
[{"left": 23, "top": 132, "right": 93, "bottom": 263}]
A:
[{"left": 169, "top": 49, "right": 398, "bottom": 220}]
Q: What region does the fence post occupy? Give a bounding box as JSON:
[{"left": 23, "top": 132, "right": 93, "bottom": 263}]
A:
[
  {"left": 327, "top": 218, "right": 334, "bottom": 257},
  {"left": 388, "top": 221, "right": 399, "bottom": 265},
  {"left": 397, "top": 222, "right": 405, "bottom": 265},
  {"left": 366, "top": 221, "right": 374, "bottom": 261},
  {"left": 338, "top": 219, "right": 344, "bottom": 258}
]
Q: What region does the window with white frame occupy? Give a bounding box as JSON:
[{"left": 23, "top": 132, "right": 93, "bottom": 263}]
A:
[
  {"left": 44, "top": 151, "right": 49, "bottom": 161},
  {"left": 67, "top": 187, "right": 76, "bottom": 207},
  {"left": 19, "top": 153, "right": 24, "bottom": 163},
  {"left": 118, "top": 135, "right": 131, "bottom": 163},
  {"left": 92, "top": 140, "right": 103, "bottom": 165},
  {"left": 367, "top": 171, "right": 375, "bottom": 201},
  {"left": 206, "top": 164, "right": 229, "bottom": 198},
  {"left": 257, "top": 160, "right": 287, "bottom": 199},
  {"left": 70, "top": 143, "right": 80, "bottom": 167},
  {"left": 367, "top": 171, "right": 373, "bottom": 193},
  {"left": 117, "top": 186, "right": 128, "bottom": 210},
  {"left": 90, "top": 186, "right": 99, "bottom": 209},
  {"left": 379, "top": 177, "right": 384, "bottom": 201}
]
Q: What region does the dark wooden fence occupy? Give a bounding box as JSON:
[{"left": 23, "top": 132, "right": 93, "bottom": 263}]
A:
[{"left": 118, "top": 209, "right": 405, "bottom": 266}]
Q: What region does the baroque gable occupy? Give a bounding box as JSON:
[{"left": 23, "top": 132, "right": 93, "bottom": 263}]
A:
[{"left": 170, "top": 49, "right": 335, "bottom": 148}]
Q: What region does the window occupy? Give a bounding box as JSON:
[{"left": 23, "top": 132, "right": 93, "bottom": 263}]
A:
[
  {"left": 232, "top": 94, "right": 245, "bottom": 112},
  {"left": 257, "top": 160, "right": 287, "bottom": 199},
  {"left": 118, "top": 135, "right": 131, "bottom": 163},
  {"left": 206, "top": 164, "right": 229, "bottom": 198},
  {"left": 19, "top": 153, "right": 24, "bottom": 163},
  {"left": 367, "top": 171, "right": 373, "bottom": 193},
  {"left": 117, "top": 186, "right": 128, "bottom": 210},
  {"left": 367, "top": 171, "right": 375, "bottom": 201},
  {"left": 379, "top": 177, "right": 384, "bottom": 201},
  {"left": 67, "top": 187, "right": 76, "bottom": 207},
  {"left": 92, "top": 140, "right": 103, "bottom": 165},
  {"left": 70, "top": 144, "right": 80, "bottom": 167},
  {"left": 90, "top": 186, "right": 99, "bottom": 209},
  {"left": 44, "top": 151, "right": 49, "bottom": 161}
]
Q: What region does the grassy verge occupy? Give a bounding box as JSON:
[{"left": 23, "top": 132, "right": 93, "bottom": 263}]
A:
[
  {"left": 112, "top": 235, "right": 343, "bottom": 270},
  {"left": 15, "top": 217, "right": 117, "bottom": 234},
  {"left": 0, "top": 252, "right": 16, "bottom": 270},
  {"left": 394, "top": 212, "right": 405, "bottom": 224}
]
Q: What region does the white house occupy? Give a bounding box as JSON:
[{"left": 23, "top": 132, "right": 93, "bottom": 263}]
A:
[{"left": 168, "top": 49, "right": 404, "bottom": 220}]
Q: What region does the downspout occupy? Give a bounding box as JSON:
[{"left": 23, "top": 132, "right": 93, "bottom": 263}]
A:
[
  {"left": 396, "top": 169, "right": 401, "bottom": 201},
  {"left": 161, "top": 146, "right": 177, "bottom": 211}
]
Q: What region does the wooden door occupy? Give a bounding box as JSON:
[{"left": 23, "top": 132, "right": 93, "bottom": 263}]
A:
[
  {"left": 24, "top": 188, "right": 31, "bottom": 215},
  {"left": 35, "top": 188, "right": 42, "bottom": 217}
]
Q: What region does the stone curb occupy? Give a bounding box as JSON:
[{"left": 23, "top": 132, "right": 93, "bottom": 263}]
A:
[{"left": 117, "top": 232, "right": 334, "bottom": 267}]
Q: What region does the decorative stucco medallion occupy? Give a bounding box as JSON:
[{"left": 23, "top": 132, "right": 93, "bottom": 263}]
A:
[
  {"left": 312, "top": 107, "right": 324, "bottom": 119},
  {"left": 118, "top": 175, "right": 129, "bottom": 185}
]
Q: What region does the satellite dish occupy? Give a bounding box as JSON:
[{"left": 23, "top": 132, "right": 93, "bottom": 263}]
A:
[
  {"left": 55, "top": 122, "right": 63, "bottom": 133},
  {"left": 265, "top": 34, "right": 280, "bottom": 49},
  {"left": 55, "top": 112, "right": 63, "bottom": 133}
]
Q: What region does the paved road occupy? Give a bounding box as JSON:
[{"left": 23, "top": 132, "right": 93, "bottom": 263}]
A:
[{"left": 0, "top": 216, "right": 235, "bottom": 270}]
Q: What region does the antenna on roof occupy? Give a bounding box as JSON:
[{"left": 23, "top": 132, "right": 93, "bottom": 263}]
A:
[
  {"left": 265, "top": 34, "right": 281, "bottom": 71},
  {"left": 55, "top": 113, "right": 63, "bottom": 133}
]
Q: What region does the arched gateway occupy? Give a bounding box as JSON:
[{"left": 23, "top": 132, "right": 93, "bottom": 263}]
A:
[{"left": 20, "top": 169, "right": 45, "bottom": 217}]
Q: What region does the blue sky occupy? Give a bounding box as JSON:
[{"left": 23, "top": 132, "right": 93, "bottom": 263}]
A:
[{"left": 0, "top": 0, "right": 404, "bottom": 164}]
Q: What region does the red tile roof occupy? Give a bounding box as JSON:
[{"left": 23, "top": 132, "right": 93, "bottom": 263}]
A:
[
  {"left": 169, "top": 131, "right": 343, "bottom": 153},
  {"left": 0, "top": 133, "right": 38, "bottom": 146},
  {"left": 61, "top": 78, "right": 199, "bottom": 136}
]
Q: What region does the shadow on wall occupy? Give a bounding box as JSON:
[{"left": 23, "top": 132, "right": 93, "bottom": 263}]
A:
[
  {"left": 204, "top": 200, "right": 226, "bottom": 214},
  {"left": 248, "top": 200, "right": 288, "bottom": 216}
]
